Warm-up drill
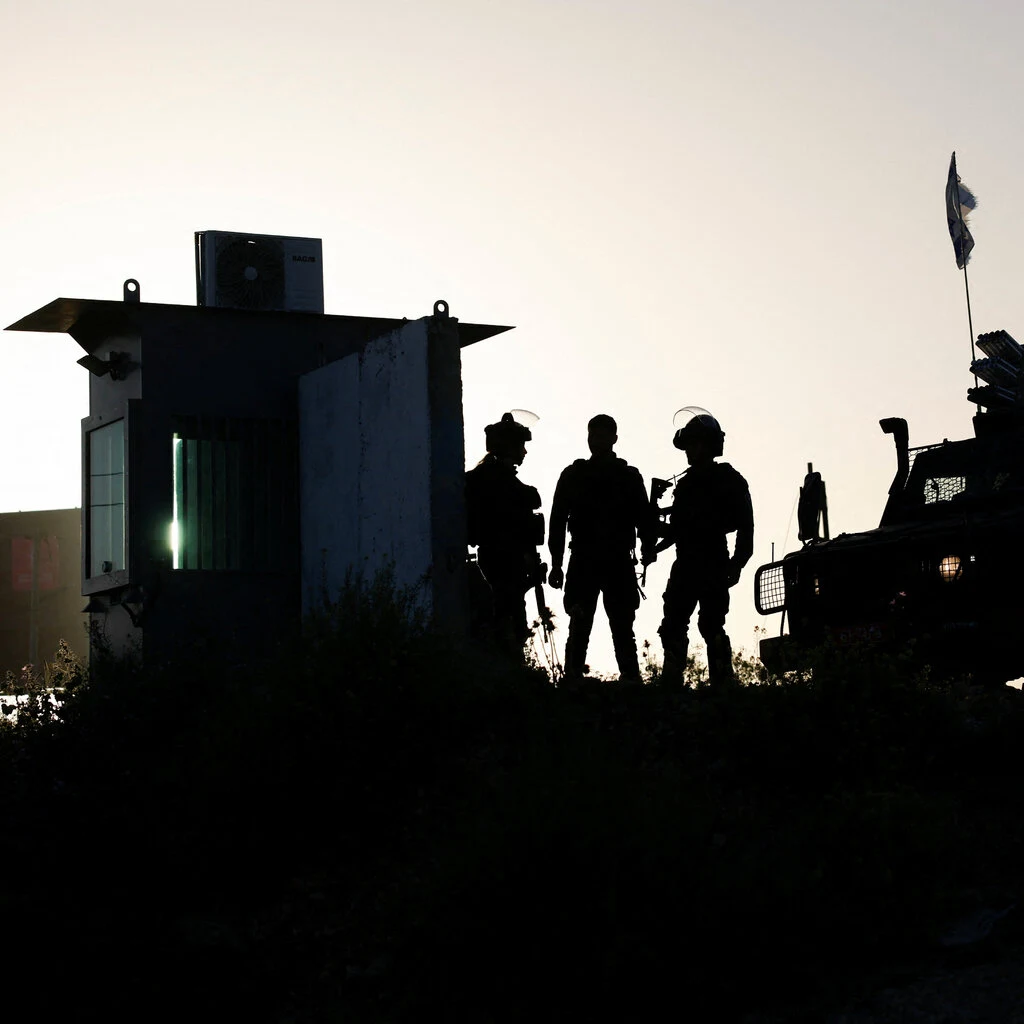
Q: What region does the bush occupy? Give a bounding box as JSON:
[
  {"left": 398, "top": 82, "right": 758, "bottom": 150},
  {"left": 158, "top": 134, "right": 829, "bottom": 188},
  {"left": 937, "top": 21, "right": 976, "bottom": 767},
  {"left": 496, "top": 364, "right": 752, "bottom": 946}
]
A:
[{"left": 1, "top": 580, "right": 1023, "bottom": 1020}]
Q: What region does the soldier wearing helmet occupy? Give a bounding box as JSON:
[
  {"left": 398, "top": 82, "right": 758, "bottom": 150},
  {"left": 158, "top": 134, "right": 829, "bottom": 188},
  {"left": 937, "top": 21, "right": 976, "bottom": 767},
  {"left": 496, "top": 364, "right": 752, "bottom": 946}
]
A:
[
  {"left": 465, "top": 412, "right": 544, "bottom": 658},
  {"left": 652, "top": 407, "right": 753, "bottom": 687},
  {"left": 548, "top": 414, "right": 657, "bottom": 685}
]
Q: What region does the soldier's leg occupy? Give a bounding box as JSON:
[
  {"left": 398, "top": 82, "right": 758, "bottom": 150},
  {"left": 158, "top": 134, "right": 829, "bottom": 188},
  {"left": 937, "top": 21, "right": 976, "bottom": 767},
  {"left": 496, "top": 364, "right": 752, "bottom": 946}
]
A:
[
  {"left": 604, "top": 556, "right": 642, "bottom": 682},
  {"left": 492, "top": 581, "right": 525, "bottom": 659},
  {"left": 659, "top": 561, "right": 698, "bottom": 688},
  {"left": 466, "top": 557, "right": 495, "bottom": 644},
  {"left": 563, "top": 555, "right": 600, "bottom": 680},
  {"left": 480, "top": 551, "right": 528, "bottom": 660},
  {"left": 513, "top": 588, "right": 531, "bottom": 648},
  {"left": 697, "top": 577, "right": 734, "bottom": 685}
]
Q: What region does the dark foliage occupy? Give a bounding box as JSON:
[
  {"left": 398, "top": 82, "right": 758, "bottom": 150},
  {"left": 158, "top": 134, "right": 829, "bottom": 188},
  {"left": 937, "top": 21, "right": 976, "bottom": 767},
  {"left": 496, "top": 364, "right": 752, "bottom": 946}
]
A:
[{"left": 2, "top": 578, "right": 1023, "bottom": 1022}]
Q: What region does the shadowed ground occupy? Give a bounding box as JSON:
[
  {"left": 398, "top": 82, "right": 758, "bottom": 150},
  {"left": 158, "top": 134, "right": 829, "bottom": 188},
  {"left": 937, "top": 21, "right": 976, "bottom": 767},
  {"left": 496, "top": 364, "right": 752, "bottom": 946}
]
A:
[{"left": 3, "top": 580, "right": 1023, "bottom": 1022}]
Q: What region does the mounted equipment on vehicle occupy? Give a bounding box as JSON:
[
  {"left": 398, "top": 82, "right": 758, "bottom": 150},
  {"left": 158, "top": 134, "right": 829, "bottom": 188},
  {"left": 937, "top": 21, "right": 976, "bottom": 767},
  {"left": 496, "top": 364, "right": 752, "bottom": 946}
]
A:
[{"left": 755, "top": 329, "right": 1024, "bottom": 686}]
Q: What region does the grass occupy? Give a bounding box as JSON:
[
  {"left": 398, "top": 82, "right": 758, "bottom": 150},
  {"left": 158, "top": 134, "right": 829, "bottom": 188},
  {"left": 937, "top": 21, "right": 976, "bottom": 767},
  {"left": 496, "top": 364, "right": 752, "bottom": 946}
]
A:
[{"left": 2, "top": 574, "right": 1023, "bottom": 1021}]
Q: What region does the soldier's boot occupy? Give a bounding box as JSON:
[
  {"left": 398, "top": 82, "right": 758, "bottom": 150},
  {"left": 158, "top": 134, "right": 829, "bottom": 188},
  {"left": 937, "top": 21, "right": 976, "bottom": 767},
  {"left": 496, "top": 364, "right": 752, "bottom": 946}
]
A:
[
  {"left": 495, "top": 616, "right": 525, "bottom": 663},
  {"left": 611, "top": 628, "right": 642, "bottom": 685},
  {"left": 562, "top": 617, "right": 593, "bottom": 687},
  {"left": 707, "top": 632, "right": 736, "bottom": 687},
  {"left": 659, "top": 635, "right": 688, "bottom": 690}
]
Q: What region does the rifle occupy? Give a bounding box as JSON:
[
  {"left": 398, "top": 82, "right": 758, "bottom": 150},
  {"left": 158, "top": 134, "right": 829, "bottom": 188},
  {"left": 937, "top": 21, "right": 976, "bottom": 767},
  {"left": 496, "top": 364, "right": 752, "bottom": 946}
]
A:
[
  {"left": 640, "top": 477, "right": 675, "bottom": 586},
  {"left": 529, "top": 553, "right": 561, "bottom": 680},
  {"left": 532, "top": 555, "right": 555, "bottom": 634}
]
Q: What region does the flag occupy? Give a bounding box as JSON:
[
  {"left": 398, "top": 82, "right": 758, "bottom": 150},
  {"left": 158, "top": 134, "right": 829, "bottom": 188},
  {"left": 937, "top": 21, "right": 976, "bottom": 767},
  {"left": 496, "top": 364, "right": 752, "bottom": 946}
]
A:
[{"left": 946, "top": 151, "right": 977, "bottom": 269}]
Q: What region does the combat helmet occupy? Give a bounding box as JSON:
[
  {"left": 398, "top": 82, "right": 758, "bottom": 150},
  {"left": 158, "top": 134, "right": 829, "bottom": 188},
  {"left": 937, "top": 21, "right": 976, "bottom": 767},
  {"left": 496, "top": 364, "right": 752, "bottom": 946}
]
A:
[
  {"left": 672, "top": 406, "right": 725, "bottom": 457},
  {"left": 485, "top": 410, "right": 537, "bottom": 457}
]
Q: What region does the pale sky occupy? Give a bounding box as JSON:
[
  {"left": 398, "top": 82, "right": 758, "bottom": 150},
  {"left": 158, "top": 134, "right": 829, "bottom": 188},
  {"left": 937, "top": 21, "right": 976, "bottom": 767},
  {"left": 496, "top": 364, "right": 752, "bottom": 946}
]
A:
[{"left": 3, "top": 0, "right": 1023, "bottom": 675}]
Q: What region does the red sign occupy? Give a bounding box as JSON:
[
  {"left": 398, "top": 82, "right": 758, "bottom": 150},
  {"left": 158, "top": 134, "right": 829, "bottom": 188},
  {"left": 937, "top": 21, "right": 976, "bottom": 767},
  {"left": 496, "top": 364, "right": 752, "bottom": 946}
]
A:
[{"left": 10, "top": 537, "right": 59, "bottom": 592}]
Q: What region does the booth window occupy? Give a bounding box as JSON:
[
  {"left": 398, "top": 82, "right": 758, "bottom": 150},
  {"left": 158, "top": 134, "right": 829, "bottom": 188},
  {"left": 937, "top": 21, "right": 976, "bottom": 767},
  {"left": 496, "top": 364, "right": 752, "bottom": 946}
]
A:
[
  {"left": 87, "top": 419, "right": 126, "bottom": 578},
  {"left": 171, "top": 416, "right": 295, "bottom": 571}
]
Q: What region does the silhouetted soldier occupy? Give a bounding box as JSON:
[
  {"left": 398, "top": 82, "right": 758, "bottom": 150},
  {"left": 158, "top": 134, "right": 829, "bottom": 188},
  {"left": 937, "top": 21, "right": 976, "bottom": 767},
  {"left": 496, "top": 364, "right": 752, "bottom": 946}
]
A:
[
  {"left": 653, "top": 407, "right": 753, "bottom": 687},
  {"left": 548, "top": 414, "right": 655, "bottom": 684},
  {"left": 465, "top": 412, "right": 544, "bottom": 658}
]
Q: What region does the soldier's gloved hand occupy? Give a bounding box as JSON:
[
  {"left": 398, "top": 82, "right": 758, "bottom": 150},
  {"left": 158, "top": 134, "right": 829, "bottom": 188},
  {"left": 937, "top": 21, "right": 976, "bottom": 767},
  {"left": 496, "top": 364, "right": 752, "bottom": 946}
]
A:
[
  {"left": 641, "top": 545, "right": 657, "bottom": 567},
  {"left": 548, "top": 566, "right": 564, "bottom": 590}
]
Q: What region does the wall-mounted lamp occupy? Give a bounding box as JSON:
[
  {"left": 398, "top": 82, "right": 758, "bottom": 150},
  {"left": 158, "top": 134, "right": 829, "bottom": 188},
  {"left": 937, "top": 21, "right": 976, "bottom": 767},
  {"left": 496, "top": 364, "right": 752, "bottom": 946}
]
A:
[
  {"left": 77, "top": 351, "right": 133, "bottom": 381},
  {"left": 121, "top": 586, "right": 149, "bottom": 627}
]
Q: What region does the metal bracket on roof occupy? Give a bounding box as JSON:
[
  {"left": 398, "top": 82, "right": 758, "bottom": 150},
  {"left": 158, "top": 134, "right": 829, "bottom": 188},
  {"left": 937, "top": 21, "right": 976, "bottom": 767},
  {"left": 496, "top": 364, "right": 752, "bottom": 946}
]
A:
[{"left": 124, "top": 279, "right": 140, "bottom": 303}]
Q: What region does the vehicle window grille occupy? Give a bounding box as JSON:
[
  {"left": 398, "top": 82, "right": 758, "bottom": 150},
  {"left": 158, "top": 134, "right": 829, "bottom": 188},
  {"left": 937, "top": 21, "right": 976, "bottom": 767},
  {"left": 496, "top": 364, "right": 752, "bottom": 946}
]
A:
[
  {"left": 923, "top": 476, "right": 967, "bottom": 503},
  {"left": 755, "top": 561, "right": 786, "bottom": 615}
]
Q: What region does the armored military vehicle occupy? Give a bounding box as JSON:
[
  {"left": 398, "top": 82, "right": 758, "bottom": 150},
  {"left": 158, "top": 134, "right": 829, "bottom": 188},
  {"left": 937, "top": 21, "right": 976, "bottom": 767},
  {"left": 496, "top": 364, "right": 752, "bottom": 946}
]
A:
[{"left": 755, "top": 329, "right": 1024, "bottom": 685}]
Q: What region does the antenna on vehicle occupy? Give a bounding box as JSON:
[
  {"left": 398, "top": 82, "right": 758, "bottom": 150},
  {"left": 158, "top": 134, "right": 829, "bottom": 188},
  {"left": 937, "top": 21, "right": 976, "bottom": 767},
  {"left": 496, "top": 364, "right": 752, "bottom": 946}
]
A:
[{"left": 797, "top": 463, "right": 829, "bottom": 544}]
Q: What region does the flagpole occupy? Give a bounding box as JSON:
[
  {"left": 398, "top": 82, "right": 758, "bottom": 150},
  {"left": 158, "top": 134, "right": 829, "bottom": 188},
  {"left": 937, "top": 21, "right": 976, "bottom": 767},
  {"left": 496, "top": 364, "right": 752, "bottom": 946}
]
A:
[
  {"left": 951, "top": 151, "right": 979, "bottom": 382},
  {"left": 962, "top": 261, "right": 979, "bottom": 388}
]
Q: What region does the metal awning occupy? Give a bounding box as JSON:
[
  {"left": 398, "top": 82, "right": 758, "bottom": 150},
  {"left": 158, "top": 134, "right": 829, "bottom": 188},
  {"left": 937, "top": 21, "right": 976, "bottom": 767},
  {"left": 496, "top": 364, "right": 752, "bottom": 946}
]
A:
[{"left": 6, "top": 298, "right": 513, "bottom": 353}]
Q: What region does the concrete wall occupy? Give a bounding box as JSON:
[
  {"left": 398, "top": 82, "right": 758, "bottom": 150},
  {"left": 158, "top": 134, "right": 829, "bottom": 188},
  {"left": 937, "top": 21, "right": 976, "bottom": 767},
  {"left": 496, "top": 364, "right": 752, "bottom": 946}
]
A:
[{"left": 299, "top": 318, "right": 434, "bottom": 613}]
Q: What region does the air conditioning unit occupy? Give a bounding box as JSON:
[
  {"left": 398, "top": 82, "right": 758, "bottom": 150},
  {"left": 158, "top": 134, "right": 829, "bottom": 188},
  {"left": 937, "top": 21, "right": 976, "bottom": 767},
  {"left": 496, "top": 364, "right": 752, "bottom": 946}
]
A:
[{"left": 195, "top": 230, "right": 324, "bottom": 313}]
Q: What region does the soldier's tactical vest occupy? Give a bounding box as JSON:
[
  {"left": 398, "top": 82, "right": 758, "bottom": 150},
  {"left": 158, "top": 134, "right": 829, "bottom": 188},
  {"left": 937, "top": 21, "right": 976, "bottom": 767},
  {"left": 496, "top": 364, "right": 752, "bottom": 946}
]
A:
[
  {"left": 564, "top": 457, "right": 644, "bottom": 555},
  {"left": 671, "top": 462, "right": 749, "bottom": 556},
  {"left": 465, "top": 457, "right": 542, "bottom": 551}
]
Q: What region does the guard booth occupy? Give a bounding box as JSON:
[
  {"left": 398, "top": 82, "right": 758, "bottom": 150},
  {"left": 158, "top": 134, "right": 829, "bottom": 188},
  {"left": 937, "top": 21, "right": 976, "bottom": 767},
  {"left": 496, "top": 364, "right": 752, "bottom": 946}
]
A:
[{"left": 5, "top": 232, "right": 511, "bottom": 665}]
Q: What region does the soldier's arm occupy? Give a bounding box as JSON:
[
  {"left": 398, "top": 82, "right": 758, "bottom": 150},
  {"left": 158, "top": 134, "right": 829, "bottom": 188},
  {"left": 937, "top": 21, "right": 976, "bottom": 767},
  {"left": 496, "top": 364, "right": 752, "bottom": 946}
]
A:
[
  {"left": 548, "top": 469, "right": 571, "bottom": 569},
  {"left": 728, "top": 478, "right": 754, "bottom": 582},
  {"left": 630, "top": 468, "right": 661, "bottom": 561}
]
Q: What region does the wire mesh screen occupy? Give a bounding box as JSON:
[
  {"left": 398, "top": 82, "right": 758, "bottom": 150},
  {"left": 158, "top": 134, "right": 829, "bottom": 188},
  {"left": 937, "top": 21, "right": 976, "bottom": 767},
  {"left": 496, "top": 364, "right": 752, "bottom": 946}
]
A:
[
  {"left": 907, "top": 443, "right": 943, "bottom": 473},
  {"left": 922, "top": 476, "right": 967, "bottom": 503},
  {"left": 755, "top": 562, "right": 787, "bottom": 615}
]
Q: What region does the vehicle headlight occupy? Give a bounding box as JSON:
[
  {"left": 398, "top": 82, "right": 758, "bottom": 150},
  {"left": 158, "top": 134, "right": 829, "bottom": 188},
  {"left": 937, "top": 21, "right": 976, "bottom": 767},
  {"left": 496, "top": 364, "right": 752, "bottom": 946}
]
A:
[{"left": 938, "top": 555, "right": 962, "bottom": 582}]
